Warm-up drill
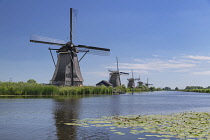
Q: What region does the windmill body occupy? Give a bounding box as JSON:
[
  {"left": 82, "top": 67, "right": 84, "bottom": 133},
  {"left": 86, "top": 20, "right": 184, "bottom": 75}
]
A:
[
  {"left": 30, "top": 8, "right": 110, "bottom": 86},
  {"left": 127, "top": 78, "right": 135, "bottom": 88},
  {"left": 109, "top": 71, "right": 121, "bottom": 87},
  {"left": 137, "top": 81, "right": 143, "bottom": 86},
  {"left": 51, "top": 53, "right": 83, "bottom": 86}
]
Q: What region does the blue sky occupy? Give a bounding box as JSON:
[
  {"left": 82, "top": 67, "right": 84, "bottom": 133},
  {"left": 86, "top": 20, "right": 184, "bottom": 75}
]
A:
[{"left": 1, "top": 0, "right": 210, "bottom": 89}]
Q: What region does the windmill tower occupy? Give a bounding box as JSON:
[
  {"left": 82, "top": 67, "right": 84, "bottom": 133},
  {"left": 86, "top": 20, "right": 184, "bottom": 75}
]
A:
[
  {"left": 127, "top": 70, "right": 140, "bottom": 88},
  {"left": 30, "top": 8, "right": 110, "bottom": 86},
  {"left": 136, "top": 75, "right": 143, "bottom": 87},
  {"left": 145, "top": 78, "right": 153, "bottom": 87},
  {"left": 108, "top": 57, "right": 129, "bottom": 87}
]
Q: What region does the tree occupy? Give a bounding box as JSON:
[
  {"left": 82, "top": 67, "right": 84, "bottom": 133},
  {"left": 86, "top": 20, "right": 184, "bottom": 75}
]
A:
[
  {"left": 27, "top": 79, "right": 36, "bottom": 84},
  {"left": 175, "top": 87, "right": 179, "bottom": 90},
  {"left": 149, "top": 87, "right": 156, "bottom": 91}
]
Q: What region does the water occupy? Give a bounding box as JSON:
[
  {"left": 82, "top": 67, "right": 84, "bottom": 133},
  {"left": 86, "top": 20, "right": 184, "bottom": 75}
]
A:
[{"left": 1, "top": 91, "right": 210, "bottom": 140}]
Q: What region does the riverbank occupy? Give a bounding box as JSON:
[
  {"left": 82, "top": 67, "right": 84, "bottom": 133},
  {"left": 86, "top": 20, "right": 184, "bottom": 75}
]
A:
[
  {"left": 0, "top": 82, "right": 160, "bottom": 95},
  {"left": 183, "top": 89, "right": 210, "bottom": 93},
  {"left": 0, "top": 82, "right": 113, "bottom": 95}
]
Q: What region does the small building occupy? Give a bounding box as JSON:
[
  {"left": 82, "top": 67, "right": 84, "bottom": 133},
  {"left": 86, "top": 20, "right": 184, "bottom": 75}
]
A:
[{"left": 96, "top": 80, "right": 113, "bottom": 87}]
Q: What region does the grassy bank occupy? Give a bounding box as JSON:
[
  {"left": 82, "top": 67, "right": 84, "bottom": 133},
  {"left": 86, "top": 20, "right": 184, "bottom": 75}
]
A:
[
  {"left": 114, "top": 85, "right": 161, "bottom": 93},
  {"left": 0, "top": 82, "right": 113, "bottom": 95},
  {"left": 183, "top": 89, "right": 210, "bottom": 93},
  {"left": 0, "top": 82, "right": 160, "bottom": 96}
]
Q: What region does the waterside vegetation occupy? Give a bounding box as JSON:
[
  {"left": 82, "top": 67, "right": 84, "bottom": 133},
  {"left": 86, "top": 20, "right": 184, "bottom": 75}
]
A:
[
  {"left": 0, "top": 82, "right": 112, "bottom": 95},
  {"left": 0, "top": 81, "right": 160, "bottom": 96},
  {"left": 66, "top": 112, "right": 210, "bottom": 139},
  {"left": 184, "top": 86, "right": 210, "bottom": 93}
]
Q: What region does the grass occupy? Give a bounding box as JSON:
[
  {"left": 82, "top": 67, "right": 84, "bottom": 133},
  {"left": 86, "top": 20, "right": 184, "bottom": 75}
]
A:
[
  {"left": 184, "top": 89, "right": 210, "bottom": 93},
  {"left": 0, "top": 82, "right": 113, "bottom": 95},
  {"left": 0, "top": 82, "right": 160, "bottom": 96}
]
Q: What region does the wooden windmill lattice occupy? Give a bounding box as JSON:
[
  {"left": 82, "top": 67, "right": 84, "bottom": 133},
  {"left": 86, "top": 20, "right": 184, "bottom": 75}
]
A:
[{"left": 30, "top": 8, "right": 110, "bottom": 86}]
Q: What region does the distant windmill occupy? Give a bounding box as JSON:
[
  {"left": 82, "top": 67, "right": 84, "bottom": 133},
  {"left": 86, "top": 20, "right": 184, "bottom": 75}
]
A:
[
  {"left": 145, "top": 78, "right": 153, "bottom": 87},
  {"left": 127, "top": 70, "right": 139, "bottom": 88},
  {"left": 30, "top": 8, "right": 110, "bottom": 86},
  {"left": 136, "top": 75, "right": 143, "bottom": 87},
  {"left": 109, "top": 57, "right": 129, "bottom": 87}
]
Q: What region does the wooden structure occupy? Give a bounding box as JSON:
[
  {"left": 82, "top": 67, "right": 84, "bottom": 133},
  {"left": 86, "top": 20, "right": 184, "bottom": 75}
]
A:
[
  {"left": 30, "top": 8, "right": 110, "bottom": 86},
  {"left": 96, "top": 80, "right": 113, "bottom": 87},
  {"left": 127, "top": 71, "right": 140, "bottom": 88}
]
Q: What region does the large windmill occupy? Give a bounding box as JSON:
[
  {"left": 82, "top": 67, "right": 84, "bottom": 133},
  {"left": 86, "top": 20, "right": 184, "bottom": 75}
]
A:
[
  {"left": 108, "top": 57, "right": 129, "bottom": 87},
  {"left": 30, "top": 8, "right": 110, "bottom": 86}
]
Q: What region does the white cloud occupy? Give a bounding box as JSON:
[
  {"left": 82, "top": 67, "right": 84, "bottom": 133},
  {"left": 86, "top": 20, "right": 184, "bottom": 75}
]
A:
[
  {"left": 180, "top": 59, "right": 200, "bottom": 63},
  {"left": 152, "top": 55, "right": 160, "bottom": 57},
  {"left": 192, "top": 71, "right": 210, "bottom": 75},
  {"left": 184, "top": 55, "right": 210, "bottom": 60},
  {"left": 174, "top": 69, "right": 191, "bottom": 72},
  {"left": 107, "top": 58, "right": 196, "bottom": 71}
]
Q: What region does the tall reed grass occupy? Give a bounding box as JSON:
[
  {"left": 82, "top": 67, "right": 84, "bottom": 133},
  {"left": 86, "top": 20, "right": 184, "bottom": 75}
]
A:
[
  {"left": 184, "top": 89, "right": 210, "bottom": 93},
  {"left": 0, "top": 82, "right": 113, "bottom": 96}
]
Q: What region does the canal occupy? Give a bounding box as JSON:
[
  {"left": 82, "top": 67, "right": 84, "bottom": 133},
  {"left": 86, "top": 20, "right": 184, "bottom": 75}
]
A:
[{"left": 1, "top": 91, "right": 210, "bottom": 140}]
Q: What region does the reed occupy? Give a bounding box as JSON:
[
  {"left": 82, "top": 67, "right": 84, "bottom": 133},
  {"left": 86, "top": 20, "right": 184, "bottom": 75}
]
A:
[
  {"left": 0, "top": 82, "right": 113, "bottom": 96},
  {"left": 184, "top": 89, "right": 210, "bottom": 93},
  {"left": 0, "top": 82, "right": 160, "bottom": 96}
]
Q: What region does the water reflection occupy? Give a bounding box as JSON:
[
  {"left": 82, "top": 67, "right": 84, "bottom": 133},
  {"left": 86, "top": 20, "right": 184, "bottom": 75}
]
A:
[
  {"left": 2, "top": 92, "right": 210, "bottom": 140},
  {"left": 53, "top": 97, "right": 81, "bottom": 140}
]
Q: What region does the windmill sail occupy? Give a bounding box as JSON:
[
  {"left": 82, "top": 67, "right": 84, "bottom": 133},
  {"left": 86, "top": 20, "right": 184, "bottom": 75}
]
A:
[{"left": 30, "top": 35, "right": 66, "bottom": 46}]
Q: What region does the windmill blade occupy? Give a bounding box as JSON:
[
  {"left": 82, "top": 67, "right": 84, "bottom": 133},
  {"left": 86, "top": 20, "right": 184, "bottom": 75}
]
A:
[
  {"left": 77, "top": 45, "right": 110, "bottom": 51},
  {"left": 120, "top": 72, "right": 129, "bottom": 75},
  {"left": 77, "top": 46, "right": 110, "bottom": 56},
  {"left": 70, "top": 8, "right": 78, "bottom": 42},
  {"left": 30, "top": 35, "right": 66, "bottom": 46}
]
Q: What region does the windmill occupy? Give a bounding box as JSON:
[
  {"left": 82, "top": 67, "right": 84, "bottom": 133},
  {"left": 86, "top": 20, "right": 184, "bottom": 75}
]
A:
[
  {"left": 108, "top": 57, "right": 129, "bottom": 87},
  {"left": 145, "top": 78, "right": 153, "bottom": 87},
  {"left": 30, "top": 8, "right": 110, "bottom": 86},
  {"left": 136, "top": 75, "right": 143, "bottom": 87},
  {"left": 127, "top": 70, "right": 139, "bottom": 88}
]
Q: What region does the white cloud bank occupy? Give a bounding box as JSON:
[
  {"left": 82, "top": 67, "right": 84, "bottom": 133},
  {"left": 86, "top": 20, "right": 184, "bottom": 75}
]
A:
[
  {"left": 184, "top": 55, "right": 210, "bottom": 60},
  {"left": 192, "top": 71, "right": 210, "bottom": 75},
  {"left": 104, "top": 54, "right": 210, "bottom": 77},
  {"left": 108, "top": 58, "right": 196, "bottom": 71}
]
